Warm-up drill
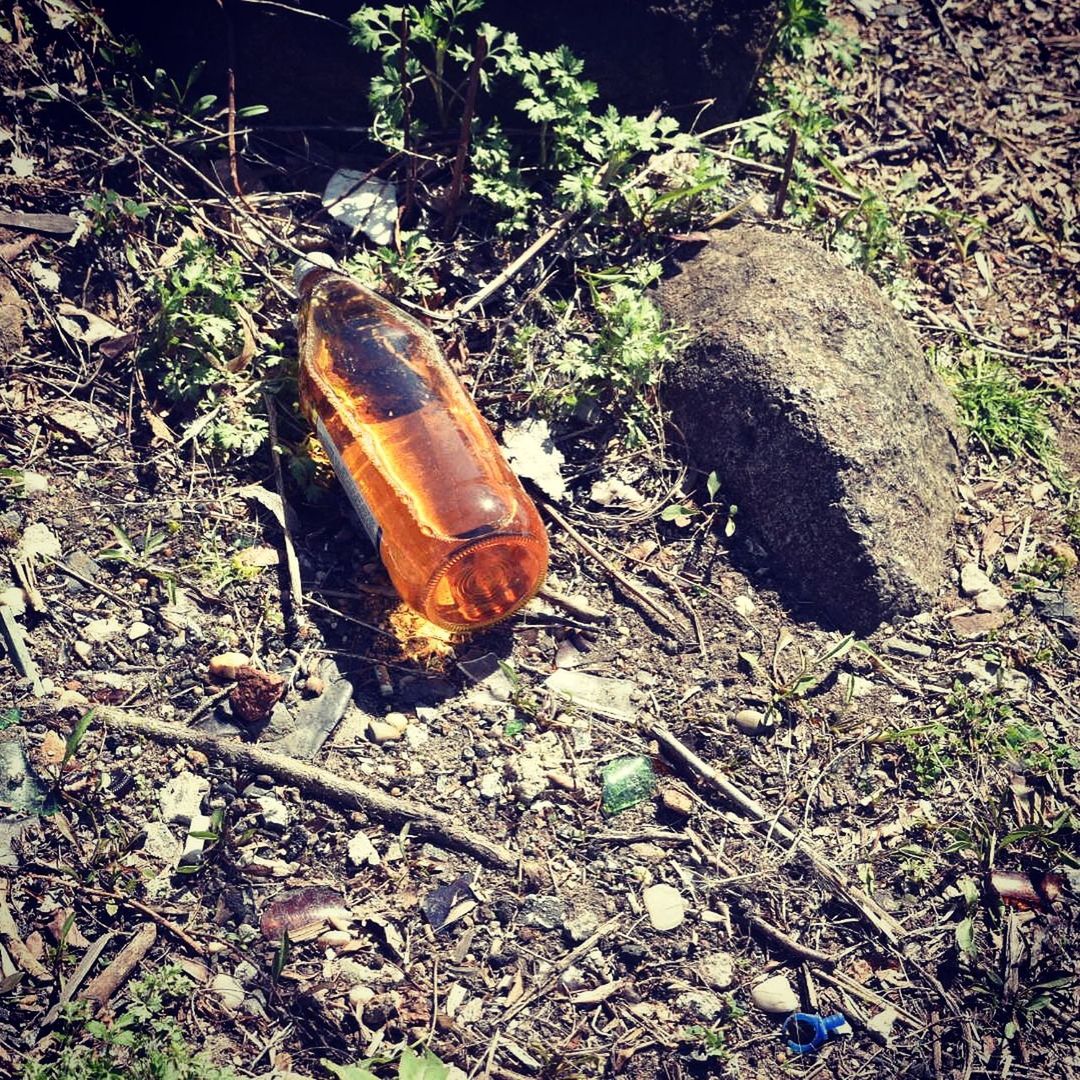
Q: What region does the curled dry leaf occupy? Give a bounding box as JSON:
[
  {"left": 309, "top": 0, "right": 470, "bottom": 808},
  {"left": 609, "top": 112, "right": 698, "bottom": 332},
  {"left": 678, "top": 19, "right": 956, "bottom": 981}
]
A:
[{"left": 260, "top": 885, "right": 351, "bottom": 941}]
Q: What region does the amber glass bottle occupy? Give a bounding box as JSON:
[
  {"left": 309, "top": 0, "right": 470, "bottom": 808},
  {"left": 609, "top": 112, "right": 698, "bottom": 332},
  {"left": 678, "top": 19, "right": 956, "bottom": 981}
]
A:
[{"left": 295, "top": 260, "right": 549, "bottom": 630}]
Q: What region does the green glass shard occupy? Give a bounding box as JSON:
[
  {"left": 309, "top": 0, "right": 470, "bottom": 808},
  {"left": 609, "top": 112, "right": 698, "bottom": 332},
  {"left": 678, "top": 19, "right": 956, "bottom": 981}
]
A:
[{"left": 601, "top": 755, "right": 656, "bottom": 814}]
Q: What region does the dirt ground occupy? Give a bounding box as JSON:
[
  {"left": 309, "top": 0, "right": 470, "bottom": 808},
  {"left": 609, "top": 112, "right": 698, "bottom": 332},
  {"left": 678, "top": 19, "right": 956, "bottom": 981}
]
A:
[{"left": 0, "top": 2, "right": 1078, "bottom": 1080}]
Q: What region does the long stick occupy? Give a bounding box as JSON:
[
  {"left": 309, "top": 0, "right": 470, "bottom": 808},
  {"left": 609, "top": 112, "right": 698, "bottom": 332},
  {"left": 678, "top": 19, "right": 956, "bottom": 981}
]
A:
[
  {"left": 99, "top": 710, "right": 528, "bottom": 875},
  {"left": 647, "top": 722, "right": 906, "bottom": 943}
]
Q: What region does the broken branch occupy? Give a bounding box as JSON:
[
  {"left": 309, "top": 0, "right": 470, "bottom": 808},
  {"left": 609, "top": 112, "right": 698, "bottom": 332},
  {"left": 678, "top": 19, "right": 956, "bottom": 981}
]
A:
[{"left": 98, "top": 710, "right": 529, "bottom": 875}]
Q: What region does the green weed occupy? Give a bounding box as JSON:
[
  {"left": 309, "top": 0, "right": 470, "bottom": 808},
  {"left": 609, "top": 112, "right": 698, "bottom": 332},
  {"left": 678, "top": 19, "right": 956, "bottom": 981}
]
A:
[
  {"left": 21, "top": 965, "right": 236, "bottom": 1080},
  {"left": 138, "top": 236, "right": 272, "bottom": 458},
  {"left": 324, "top": 1046, "right": 455, "bottom": 1080},
  {"left": 945, "top": 349, "right": 1061, "bottom": 477}
]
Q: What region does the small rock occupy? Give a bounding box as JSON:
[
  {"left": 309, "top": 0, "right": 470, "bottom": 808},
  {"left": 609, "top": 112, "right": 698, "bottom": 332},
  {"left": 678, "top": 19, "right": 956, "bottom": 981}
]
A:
[
  {"left": 127, "top": 621, "right": 152, "bottom": 641},
  {"left": 951, "top": 611, "right": 1009, "bottom": 638},
  {"left": 974, "top": 586, "right": 1008, "bottom": 613},
  {"left": 642, "top": 883, "right": 686, "bottom": 931},
  {"left": 960, "top": 562, "right": 992, "bottom": 597},
  {"left": 0, "top": 586, "right": 28, "bottom": 615},
  {"left": 403, "top": 723, "right": 429, "bottom": 749},
  {"left": 347, "top": 832, "right": 380, "bottom": 867},
  {"left": 696, "top": 952, "right": 735, "bottom": 990},
  {"left": 676, "top": 989, "right": 727, "bottom": 1022},
  {"left": 233, "top": 961, "right": 260, "bottom": 985},
  {"left": 304, "top": 674, "right": 325, "bottom": 695},
  {"left": 477, "top": 772, "right": 503, "bottom": 799},
  {"left": 732, "top": 595, "right": 755, "bottom": 617},
  {"left": 230, "top": 666, "right": 285, "bottom": 725},
  {"left": 385, "top": 712, "right": 410, "bottom": 732},
  {"left": 848, "top": 675, "right": 875, "bottom": 699},
  {"left": 82, "top": 617, "right": 123, "bottom": 643},
  {"left": 628, "top": 842, "right": 668, "bottom": 863},
  {"left": 256, "top": 795, "right": 290, "bottom": 830},
  {"left": 520, "top": 895, "right": 566, "bottom": 931},
  {"left": 22, "top": 472, "right": 48, "bottom": 496},
  {"left": 564, "top": 910, "right": 600, "bottom": 944},
  {"left": 142, "top": 821, "right": 181, "bottom": 864},
  {"left": 866, "top": 1005, "right": 899, "bottom": 1045},
  {"left": 749, "top": 973, "right": 799, "bottom": 1013},
  {"left": 883, "top": 636, "right": 932, "bottom": 658},
  {"left": 733, "top": 708, "right": 772, "bottom": 735},
  {"left": 159, "top": 770, "right": 210, "bottom": 825},
  {"left": 660, "top": 786, "right": 694, "bottom": 817},
  {"left": 73, "top": 640, "right": 92, "bottom": 661},
  {"left": 208, "top": 652, "right": 250, "bottom": 680},
  {"left": 209, "top": 973, "right": 245, "bottom": 1012},
  {"left": 368, "top": 719, "right": 405, "bottom": 744}
]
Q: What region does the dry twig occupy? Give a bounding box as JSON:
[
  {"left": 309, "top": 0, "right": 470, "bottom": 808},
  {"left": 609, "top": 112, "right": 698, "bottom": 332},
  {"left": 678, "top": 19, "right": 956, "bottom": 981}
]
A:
[
  {"left": 98, "top": 710, "right": 530, "bottom": 874},
  {"left": 647, "top": 722, "right": 906, "bottom": 943}
]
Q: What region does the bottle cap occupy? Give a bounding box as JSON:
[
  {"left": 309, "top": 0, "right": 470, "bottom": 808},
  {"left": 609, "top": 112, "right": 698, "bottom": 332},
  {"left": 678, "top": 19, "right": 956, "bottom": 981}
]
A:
[{"left": 293, "top": 251, "right": 338, "bottom": 293}]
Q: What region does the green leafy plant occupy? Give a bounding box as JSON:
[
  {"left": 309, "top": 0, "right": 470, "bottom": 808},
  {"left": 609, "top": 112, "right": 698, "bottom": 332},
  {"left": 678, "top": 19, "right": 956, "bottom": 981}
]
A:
[
  {"left": 680, "top": 995, "right": 745, "bottom": 1063},
  {"left": 138, "top": 235, "right": 271, "bottom": 458},
  {"left": 324, "top": 1046, "right": 453, "bottom": 1080},
  {"left": 661, "top": 470, "right": 738, "bottom": 535},
  {"left": 945, "top": 349, "right": 1062, "bottom": 479},
  {"left": 21, "top": 965, "right": 236, "bottom": 1080}
]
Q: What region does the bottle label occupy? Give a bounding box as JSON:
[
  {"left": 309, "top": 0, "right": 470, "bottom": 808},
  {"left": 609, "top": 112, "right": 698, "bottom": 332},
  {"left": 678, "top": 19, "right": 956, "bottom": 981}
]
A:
[{"left": 314, "top": 414, "right": 382, "bottom": 550}]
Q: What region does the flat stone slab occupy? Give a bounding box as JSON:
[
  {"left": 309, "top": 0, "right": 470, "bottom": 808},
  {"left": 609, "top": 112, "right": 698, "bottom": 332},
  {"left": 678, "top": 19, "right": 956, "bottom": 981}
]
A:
[{"left": 658, "top": 226, "right": 961, "bottom": 632}]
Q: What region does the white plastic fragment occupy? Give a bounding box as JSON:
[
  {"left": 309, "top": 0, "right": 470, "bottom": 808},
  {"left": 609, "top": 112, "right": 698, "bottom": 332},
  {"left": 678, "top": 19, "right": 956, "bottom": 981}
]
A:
[
  {"left": 322, "top": 169, "right": 397, "bottom": 245},
  {"left": 502, "top": 418, "right": 567, "bottom": 501}
]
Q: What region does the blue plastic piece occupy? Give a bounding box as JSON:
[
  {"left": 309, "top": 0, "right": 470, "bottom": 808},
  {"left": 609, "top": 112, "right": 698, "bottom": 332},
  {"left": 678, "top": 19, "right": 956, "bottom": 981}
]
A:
[{"left": 783, "top": 1011, "right": 848, "bottom": 1054}]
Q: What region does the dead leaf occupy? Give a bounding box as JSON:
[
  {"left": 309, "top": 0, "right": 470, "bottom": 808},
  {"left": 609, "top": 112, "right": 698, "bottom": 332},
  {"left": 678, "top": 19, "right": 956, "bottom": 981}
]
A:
[
  {"left": 56, "top": 303, "right": 124, "bottom": 346},
  {"left": 36, "top": 730, "right": 66, "bottom": 769},
  {"left": 47, "top": 403, "right": 101, "bottom": 444},
  {"left": 225, "top": 304, "right": 256, "bottom": 373}
]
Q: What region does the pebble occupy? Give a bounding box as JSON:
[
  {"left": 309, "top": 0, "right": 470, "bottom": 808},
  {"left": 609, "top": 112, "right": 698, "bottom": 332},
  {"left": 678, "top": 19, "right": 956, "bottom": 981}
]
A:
[
  {"left": 347, "top": 831, "right": 381, "bottom": 867},
  {"left": 208, "top": 651, "right": 250, "bottom": 681},
  {"left": 676, "top": 989, "right": 728, "bottom": 1022},
  {"left": 477, "top": 772, "right": 503, "bottom": 799},
  {"left": 73, "top": 640, "right": 92, "bottom": 661},
  {"left": 82, "top": 617, "right": 123, "bottom": 643},
  {"left": 732, "top": 595, "right": 755, "bottom": 616},
  {"left": 951, "top": 611, "right": 1008, "bottom": 638},
  {"left": 520, "top": 895, "right": 566, "bottom": 931},
  {"left": 127, "top": 621, "right": 152, "bottom": 641},
  {"left": 159, "top": 770, "right": 210, "bottom": 825},
  {"left": 21, "top": 471, "right": 49, "bottom": 495},
  {"left": 209, "top": 973, "right": 245, "bottom": 1012},
  {"left": 367, "top": 720, "right": 405, "bottom": 744},
  {"left": 750, "top": 973, "right": 799, "bottom": 1013},
  {"left": 974, "top": 586, "right": 1008, "bottom": 613},
  {"left": 403, "top": 723, "right": 429, "bottom": 749},
  {"left": 142, "top": 821, "right": 181, "bottom": 864},
  {"left": 642, "top": 883, "right": 686, "bottom": 931},
  {"left": 960, "top": 562, "right": 992, "bottom": 597},
  {"left": 733, "top": 708, "right": 771, "bottom": 736},
  {"left": 256, "top": 795, "right": 290, "bottom": 830},
  {"left": 0, "top": 587, "right": 27, "bottom": 615},
  {"left": 563, "top": 910, "right": 600, "bottom": 944},
  {"left": 384, "top": 712, "right": 410, "bottom": 732},
  {"left": 696, "top": 952, "right": 735, "bottom": 990},
  {"left": 660, "top": 786, "right": 694, "bottom": 817},
  {"left": 883, "top": 636, "right": 932, "bottom": 658}
]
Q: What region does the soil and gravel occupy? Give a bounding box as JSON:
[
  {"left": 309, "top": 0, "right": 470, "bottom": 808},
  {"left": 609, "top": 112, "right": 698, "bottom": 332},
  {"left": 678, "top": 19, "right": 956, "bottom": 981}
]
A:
[{"left": 0, "top": 2, "right": 1078, "bottom": 1080}]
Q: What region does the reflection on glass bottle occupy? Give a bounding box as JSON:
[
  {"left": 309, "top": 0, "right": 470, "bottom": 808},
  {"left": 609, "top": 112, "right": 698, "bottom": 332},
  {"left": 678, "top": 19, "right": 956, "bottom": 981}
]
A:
[{"left": 296, "top": 261, "right": 549, "bottom": 630}]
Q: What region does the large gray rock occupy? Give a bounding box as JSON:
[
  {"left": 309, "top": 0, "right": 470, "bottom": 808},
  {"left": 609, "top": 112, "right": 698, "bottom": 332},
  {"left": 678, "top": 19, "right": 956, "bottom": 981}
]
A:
[{"left": 657, "top": 227, "right": 960, "bottom": 632}]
